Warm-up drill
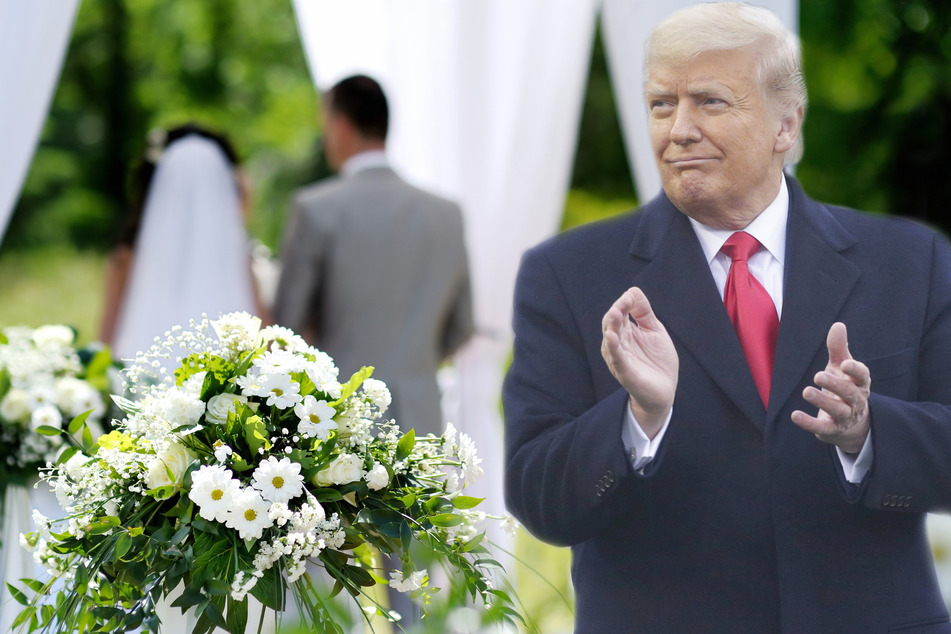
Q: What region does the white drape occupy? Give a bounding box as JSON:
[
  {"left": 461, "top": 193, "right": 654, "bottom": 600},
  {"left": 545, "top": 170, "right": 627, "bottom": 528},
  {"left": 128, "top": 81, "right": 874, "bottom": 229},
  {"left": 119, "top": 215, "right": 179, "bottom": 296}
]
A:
[
  {"left": 0, "top": 1, "right": 80, "bottom": 244},
  {"left": 292, "top": 0, "right": 601, "bottom": 554},
  {"left": 600, "top": 0, "right": 799, "bottom": 202}
]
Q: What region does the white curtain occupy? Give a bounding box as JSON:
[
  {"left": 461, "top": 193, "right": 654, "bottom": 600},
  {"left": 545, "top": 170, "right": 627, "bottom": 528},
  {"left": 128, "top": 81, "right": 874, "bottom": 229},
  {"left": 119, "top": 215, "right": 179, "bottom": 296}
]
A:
[
  {"left": 600, "top": 0, "right": 799, "bottom": 202},
  {"left": 0, "top": 1, "right": 80, "bottom": 244},
  {"left": 292, "top": 0, "right": 601, "bottom": 554}
]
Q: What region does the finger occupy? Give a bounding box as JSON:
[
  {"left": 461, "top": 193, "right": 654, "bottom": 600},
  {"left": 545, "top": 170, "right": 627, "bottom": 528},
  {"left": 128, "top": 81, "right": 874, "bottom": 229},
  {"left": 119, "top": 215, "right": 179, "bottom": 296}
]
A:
[
  {"left": 624, "top": 287, "right": 663, "bottom": 332},
  {"left": 802, "top": 386, "right": 852, "bottom": 421},
  {"left": 840, "top": 359, "right": 871, "bottom": 388},
  {"left": 791, "top": 409, "right": 836, "bottom": 437},
  {"left": 825, "top": 322, "right": 852, "bottom": 368},
  {"left": 813, "top": 371, "right": 864, "bottom": 406}
]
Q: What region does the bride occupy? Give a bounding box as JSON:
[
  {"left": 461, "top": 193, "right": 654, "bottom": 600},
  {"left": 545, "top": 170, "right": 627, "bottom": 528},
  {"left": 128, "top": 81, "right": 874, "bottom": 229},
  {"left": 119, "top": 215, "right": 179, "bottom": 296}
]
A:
[{"left": 101, "top": 124, "right": 265, "bottom": 363}]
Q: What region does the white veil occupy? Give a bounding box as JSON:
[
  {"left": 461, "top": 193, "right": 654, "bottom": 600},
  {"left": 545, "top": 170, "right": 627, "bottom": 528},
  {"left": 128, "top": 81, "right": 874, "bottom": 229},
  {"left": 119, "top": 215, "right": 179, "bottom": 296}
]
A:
[{"left": 112, "top": 134, "right": 257, "bottom": 361}]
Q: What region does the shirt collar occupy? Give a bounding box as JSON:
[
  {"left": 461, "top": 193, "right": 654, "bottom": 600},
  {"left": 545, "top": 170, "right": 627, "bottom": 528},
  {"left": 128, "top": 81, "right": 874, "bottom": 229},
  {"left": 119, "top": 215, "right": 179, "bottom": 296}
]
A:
[
  {"left": 341, "top": 149, "right": 389, "bottom": 177},
  {"left": 689, "top": 175, "right": 789, "bottom": 266}
]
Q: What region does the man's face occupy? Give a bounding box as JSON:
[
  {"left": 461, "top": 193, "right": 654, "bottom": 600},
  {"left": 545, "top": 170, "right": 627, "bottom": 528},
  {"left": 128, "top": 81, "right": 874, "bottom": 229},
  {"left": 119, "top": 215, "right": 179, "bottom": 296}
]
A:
[{"left": 646, "top": 48, "right": 795, "bottom": 229}]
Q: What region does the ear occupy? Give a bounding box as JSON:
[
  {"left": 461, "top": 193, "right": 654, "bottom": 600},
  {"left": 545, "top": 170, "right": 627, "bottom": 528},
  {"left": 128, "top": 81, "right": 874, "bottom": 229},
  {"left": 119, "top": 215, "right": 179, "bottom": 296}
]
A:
[{"left": 774, "top": 105, "right": 804, "bottom": 154}]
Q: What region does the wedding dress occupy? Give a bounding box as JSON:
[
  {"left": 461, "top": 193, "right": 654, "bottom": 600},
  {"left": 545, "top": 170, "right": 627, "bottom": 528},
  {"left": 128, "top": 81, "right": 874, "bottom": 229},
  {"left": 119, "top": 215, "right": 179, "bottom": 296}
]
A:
[{"left": 112, "top": 134, "right": 257, "bottom": 363}]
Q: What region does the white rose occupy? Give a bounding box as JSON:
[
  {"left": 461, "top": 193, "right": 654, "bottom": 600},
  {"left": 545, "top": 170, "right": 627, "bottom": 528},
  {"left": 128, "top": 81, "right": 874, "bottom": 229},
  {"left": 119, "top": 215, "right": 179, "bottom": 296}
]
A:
[
  {"left": 313, "top": 453, "right": 364, "bottom": 487},
  {"left": 365, "top": 463, "right": 389, "bottom": 491},
  {"left": 145, "top": 442, "right": 197, "bottom": 499},
  {"left": 205, "top": 393, "right": 248, "bottom": 425},
  {"left": 30, "top": 404, "right": 63, "bottom": 431},
  {"left": 64, "top": 452, "right": 89, "bottom": 481},
  {"left": 0, "top": 389, "right": 30, "bottom": 422},
  {"left": 32, "top": 325, "right": 75, "bottom": 348}
]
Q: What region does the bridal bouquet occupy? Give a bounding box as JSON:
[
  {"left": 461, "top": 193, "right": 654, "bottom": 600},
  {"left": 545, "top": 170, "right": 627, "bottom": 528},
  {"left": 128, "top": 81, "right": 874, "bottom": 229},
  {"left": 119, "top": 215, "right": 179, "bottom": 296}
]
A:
[
  {"left": 0, "top": 325, "right": 112, "bottom": 487},
  {"left": 13, "top": 313, "right": 518, "bottom": 633}
]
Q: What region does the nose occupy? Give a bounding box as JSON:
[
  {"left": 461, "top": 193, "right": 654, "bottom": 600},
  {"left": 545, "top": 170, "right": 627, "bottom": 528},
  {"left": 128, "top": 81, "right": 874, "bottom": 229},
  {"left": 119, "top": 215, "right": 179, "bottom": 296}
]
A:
[{"left": 669, "top": 103, "right": 701, "bottom": 145}]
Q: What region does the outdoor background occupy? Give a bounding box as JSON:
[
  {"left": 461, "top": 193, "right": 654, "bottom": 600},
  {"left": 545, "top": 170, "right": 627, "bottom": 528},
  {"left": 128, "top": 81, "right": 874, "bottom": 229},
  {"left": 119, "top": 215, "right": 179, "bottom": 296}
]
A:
[{"left": 0, "top": 0, "right": 949, "bottom": 631}]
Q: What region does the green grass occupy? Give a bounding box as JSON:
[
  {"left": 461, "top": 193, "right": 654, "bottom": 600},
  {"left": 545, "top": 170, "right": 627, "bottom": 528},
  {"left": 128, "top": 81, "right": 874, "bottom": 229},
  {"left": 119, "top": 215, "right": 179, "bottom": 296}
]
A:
[{"left": 0, "top": 247, "right": 106, "bottom": 345}]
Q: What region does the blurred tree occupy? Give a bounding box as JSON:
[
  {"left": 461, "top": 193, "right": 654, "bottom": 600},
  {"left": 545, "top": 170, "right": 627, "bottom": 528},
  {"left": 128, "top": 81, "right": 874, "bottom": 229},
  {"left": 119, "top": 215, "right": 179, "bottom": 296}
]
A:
[
  {"left": 3, "top": 0, "right": 321, "bottom": 253},
  {"left": 797, "top": 0, "right": 951, "bottom": 233}
]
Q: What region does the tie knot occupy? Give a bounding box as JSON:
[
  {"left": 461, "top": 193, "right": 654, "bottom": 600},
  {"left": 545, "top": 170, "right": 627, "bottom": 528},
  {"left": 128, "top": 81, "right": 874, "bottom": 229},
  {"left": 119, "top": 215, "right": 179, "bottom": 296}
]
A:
[{"left": 721, "top": 231, "right": 762, "bottom": 263}]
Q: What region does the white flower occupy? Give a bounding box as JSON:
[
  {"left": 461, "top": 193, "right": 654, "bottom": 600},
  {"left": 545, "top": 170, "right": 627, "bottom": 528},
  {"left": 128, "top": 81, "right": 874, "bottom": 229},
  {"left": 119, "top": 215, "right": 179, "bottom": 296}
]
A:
[
  {"left": 251, "top": 456, "right": 305, "bottom": 504},
  {"left": 313, "top": 453, "right": 364, "bottom": 487},
  {"left": 32, "top": 325, "right": 75, "bottom": 348},
  {"left": 213, "top": 440, "right": 233, "bottom": 463},
  {"left": 160, "top": 386, "right": 206, "bottom": 429},
  {"left": 362, "top": 379, "right": 391, "bottom": 413},
  {"left": 145, "top": 442, "right": 197, "bottom": 499},
  {"left": 365, "top": 463, "right": 389, "bottom": 491},
  {"left": 211, "top": 312, "right": 262, "bottom": 356},
  {"left": 253, "top": 349, "right": 307, "bottom": 375},
  {"left": 388, "top": 569, "right": 427, "bottom": 593},
  {"left": 225, "top": 487, "right": 273, "bottom": 540},
  {"left": 0, "top": 389, "right": 30, "bottom": 422},
  {"left": 500, "top": 515, "right": 520, "bottom": 537},
  {"left": 261, "top": 373, "right": 302, "bottom": 409},
  {"left": 56, "top": 377, "right": 105, "bottom": 419},
  {"left": 30, "top": 404, "right": 62, "bottom": 430},
  {"left": 294, "top": 396, "right": 337, "bottom": 440},
  {"left": 259, "top": 326, "right": 309, "bottom": 352},
  {"left": 205, "top": 393, "right": 248, "bottom": 425},
  {"left": 236, "top": 372, "right": 270, "bottom": 398},
  {"left": 189, "top": 465, "right": 240, "bottom": 523}
]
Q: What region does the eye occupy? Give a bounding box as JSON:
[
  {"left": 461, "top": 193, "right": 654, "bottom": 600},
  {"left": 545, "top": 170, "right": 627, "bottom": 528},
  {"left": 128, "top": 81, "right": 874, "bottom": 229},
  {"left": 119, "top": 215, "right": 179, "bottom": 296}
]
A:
[
  {"left": 702, "top": 97, "right": 727, "bottom": 107},
  {"left": 649, "top": 100, "right": 674, "bottom": 114}
]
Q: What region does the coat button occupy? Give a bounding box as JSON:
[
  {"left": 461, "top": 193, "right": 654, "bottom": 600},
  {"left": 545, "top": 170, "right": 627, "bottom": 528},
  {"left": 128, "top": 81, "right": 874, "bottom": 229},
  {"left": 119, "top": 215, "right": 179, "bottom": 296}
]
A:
[{"left": 605, "top": 470, "right": 615, "bottom": 484}]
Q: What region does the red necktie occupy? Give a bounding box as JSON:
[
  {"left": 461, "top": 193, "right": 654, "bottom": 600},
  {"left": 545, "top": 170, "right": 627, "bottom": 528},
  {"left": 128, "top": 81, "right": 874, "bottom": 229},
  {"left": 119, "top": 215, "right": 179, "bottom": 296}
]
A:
[{"left": 721, "top": 232, "right": 779, "bottom": 407}]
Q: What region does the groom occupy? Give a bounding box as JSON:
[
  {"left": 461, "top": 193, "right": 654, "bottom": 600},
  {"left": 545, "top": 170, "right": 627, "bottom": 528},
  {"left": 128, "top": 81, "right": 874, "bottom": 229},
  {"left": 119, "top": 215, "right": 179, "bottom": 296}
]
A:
[
  {"left": 503, "top": 3, "right": 951, "bottom": 632},
  {"left": 273, "top": 74, "right": 474, "bottom": 439}
]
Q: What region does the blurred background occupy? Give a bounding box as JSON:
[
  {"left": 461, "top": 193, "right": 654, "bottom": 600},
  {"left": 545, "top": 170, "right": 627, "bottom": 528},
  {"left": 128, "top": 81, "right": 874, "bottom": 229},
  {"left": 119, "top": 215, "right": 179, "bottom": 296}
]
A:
[{"left": 1, "top": 0, "right": 949, "bottom": 631}]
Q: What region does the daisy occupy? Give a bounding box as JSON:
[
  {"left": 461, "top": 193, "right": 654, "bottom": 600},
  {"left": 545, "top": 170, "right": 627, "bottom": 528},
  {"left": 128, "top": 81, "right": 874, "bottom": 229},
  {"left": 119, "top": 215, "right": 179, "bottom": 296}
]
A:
[
  {"left": 251, "top": 456, "right": 304, "bottom": 503},
  {"left": 253, "top": 349, "right": 306, "bottom": 375},
  {"left": 189, "top": 465, "right": 240, "bottom": 523},
  {"left": 294, "top": 396, "right": 337, "bottom": 440},
  {"left": 225, "top": 487, "right": 273, "bottom": 540},
  {"left": 262, "top": 373, "right": 302, "bottom": 409}
]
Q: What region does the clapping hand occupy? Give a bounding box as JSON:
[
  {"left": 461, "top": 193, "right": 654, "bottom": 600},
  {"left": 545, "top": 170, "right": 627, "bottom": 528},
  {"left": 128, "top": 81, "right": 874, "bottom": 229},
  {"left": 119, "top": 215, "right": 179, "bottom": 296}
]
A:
[
  {"left": 792, "top": 322, "right": 871, "bottom": 453},
  {"left": 601, "top": 287, "right": 679, "bottom": 439}
]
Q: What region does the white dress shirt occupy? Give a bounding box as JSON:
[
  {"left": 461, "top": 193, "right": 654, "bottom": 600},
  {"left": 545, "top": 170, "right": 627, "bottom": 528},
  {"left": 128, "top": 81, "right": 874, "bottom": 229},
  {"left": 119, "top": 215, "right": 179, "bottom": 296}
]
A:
[
  {"left": 621, "top": 177, "right": 873, "bottom": 483},
  {"left": 341, "top": 149, "right": 389, "bottom": 177}
]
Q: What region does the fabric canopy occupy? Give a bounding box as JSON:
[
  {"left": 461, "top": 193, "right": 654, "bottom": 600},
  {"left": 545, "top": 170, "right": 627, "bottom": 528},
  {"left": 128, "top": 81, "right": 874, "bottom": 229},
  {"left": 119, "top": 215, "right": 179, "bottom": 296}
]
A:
[{"left": 0, "top": 1, "right": 80, "bottom": 244}]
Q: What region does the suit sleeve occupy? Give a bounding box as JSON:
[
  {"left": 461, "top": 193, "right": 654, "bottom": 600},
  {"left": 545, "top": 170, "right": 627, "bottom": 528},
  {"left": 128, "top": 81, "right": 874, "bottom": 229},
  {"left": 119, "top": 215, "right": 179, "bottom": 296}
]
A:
[
  {"left": 272, "top": 196, "right": 325, "bottom": 334},
  {"left": 860, "top": 233, "right": 951, "bottom": 513},
  {"left": 503, "top": 246, "right": 636, "bottom": 547},
  {"left": 439, "top": 206, "right": 475, "bottom": 359}
]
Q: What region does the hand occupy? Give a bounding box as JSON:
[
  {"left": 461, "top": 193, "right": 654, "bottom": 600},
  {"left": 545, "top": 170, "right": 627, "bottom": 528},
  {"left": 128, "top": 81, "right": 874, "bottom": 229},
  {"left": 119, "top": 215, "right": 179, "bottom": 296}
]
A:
[
  {"left": 601, "top": 287, "right": 679, "bottom": 438},
  {"left": 791, "top": 322, "right": 870, "bottom": 454}
]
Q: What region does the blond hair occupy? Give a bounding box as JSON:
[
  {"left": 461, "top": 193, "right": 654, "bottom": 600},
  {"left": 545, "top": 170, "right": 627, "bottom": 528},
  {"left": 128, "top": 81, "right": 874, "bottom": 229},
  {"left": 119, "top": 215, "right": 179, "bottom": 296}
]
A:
[{"left": 645, "top": 2, "right": 807, "bottom": 164}]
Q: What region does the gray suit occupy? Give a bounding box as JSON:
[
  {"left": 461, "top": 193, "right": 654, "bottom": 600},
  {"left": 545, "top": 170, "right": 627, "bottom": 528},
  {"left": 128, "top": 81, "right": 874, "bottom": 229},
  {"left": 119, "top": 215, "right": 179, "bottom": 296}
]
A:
[{"left": 273, "top": 166, "right": 474, "bottom": 436}]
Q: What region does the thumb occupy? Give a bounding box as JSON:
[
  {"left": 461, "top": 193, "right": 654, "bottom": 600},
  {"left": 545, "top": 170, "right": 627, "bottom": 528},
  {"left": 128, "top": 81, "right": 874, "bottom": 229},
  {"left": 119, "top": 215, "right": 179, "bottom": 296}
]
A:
[{"left": 826, "top": 321, "right": 852, "bottom": 368}]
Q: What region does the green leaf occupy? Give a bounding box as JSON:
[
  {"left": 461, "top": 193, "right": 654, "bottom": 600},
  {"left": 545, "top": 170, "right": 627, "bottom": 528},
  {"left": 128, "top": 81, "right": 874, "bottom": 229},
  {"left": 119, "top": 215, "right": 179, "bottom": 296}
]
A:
[
  {"left": 429, "top": 513, "right": 464, "bottom": 528},
  {"left": 5, "top": 583, "right": 28, "bottom": 606},
  {"left": 175, "top": 353, "right": 235, "bottom": 387},
  {"left": 332, "top": 366, "right": 374, "bottom": 406},
  {"left": 225, "top": 596, "right": 249, "bottom": 634},
  {"left": 34, "top": 425, "right": 63, "bottom": 437},
  {"left": 243, "top": 415, "right": 269, "bottom": 455},
  {"left": 451, "top": 495, "right": 484, "bottom": 510},
  {"left": 114, "top": 532, "right": 133, "bottom": 560},
  {"left": 461, "top": 531, "right": 486, "bottom": 552},
  {"left": 67, "top": 409, "right": 93, "bottom": 435},
  {"left": 395, "top": 429, "right": 416, "bottom": 461}
]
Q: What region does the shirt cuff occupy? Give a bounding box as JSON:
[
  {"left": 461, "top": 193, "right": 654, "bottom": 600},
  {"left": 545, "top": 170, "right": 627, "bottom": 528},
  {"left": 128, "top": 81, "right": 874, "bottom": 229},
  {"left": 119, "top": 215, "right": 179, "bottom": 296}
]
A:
[
  {"left": 835, "top": 430, "right": 873, "bottom": 484},
  {"left": 621, "top": 404, "right": 672, "bottom": 472}
]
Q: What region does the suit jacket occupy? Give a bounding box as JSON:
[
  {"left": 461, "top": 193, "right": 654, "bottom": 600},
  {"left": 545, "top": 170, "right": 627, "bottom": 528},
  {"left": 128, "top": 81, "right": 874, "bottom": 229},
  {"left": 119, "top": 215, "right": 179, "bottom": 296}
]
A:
[
  {"left": 273, "top": 166, "right": 474, "bottom": 436},
  {"left": 503, "top": 176, "right": 951, "bottom": 633}
]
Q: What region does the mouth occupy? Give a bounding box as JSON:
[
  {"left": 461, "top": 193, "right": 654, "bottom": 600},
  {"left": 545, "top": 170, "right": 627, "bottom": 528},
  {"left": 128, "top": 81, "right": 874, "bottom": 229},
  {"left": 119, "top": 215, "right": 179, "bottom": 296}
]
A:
[{"left": 666, "top": 157, "right": 716, "bottom": 168}]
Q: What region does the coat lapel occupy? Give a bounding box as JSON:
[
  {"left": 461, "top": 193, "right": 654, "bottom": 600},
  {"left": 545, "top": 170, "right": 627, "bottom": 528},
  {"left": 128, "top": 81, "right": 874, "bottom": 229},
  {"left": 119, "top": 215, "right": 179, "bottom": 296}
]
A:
[
  {"left": 627, "top": 178, "right": 861, "bottom": 432},
  {"left": 766, "top": 178, "right": 860, "bottom": 422},
  {"left": 628, "top": 195, "right": 767, "bottom": 429}
]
